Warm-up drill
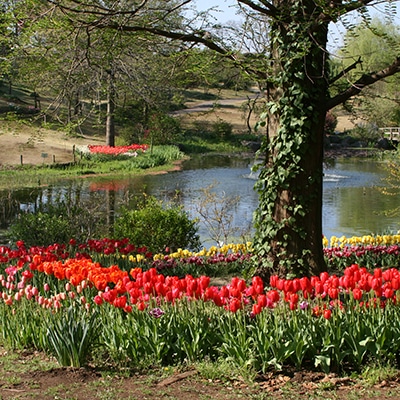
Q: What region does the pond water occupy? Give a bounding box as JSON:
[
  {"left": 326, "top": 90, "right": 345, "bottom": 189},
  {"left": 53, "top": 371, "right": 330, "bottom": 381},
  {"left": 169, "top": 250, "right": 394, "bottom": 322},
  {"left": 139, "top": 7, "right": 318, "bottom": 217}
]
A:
[{"left": 1, "top": 154, "right": 399, "bottom": 246}]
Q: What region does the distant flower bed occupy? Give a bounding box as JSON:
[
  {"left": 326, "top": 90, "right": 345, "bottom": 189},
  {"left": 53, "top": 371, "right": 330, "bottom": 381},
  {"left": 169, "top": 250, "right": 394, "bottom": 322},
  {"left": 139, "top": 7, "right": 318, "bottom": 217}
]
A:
[{"left": 87, "top": 144, "right": 148, "bottom": 155}]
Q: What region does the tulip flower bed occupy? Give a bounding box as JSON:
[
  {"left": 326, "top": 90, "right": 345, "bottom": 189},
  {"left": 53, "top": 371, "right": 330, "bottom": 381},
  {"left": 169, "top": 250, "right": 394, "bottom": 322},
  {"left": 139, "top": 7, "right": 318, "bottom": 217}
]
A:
[
  {"left": 1, "top": 236, "right": 400, "bottom": 374},
  {"left": 323, "top": 234, "right": 400, "bottom": 271},
  {"left": 88, "top": 144, "right": 149, "bottom": 156}
]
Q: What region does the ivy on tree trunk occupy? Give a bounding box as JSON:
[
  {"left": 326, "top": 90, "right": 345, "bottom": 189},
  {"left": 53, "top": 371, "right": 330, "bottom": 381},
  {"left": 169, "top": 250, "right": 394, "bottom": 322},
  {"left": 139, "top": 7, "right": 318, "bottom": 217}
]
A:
[{"left": 252, "top": 1, "right": 329, "bottom": 279}]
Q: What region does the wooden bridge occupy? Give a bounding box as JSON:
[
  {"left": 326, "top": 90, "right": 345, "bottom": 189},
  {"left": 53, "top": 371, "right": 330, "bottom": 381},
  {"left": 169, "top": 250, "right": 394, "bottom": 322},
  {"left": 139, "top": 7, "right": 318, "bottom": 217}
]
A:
[{"left": 380, "top": 127, "right": 400, "bottom": 140}]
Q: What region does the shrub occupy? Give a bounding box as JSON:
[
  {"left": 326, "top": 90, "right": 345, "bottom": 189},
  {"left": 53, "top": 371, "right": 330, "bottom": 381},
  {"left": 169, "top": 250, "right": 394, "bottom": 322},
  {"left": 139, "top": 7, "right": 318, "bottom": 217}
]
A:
[
  {"left": 8, "top": 211, "right": 72, "bottom": 247},
  {"left": 212, "top": 120, "right": 233, "bottom": 140},
  {"left": 113, "top": 195, "right": 201, "bottom": 253},
  {"left": 8, "top": 199, "right": 109, "bottom": 247},
  {"left": 146, "top": 113, "right": 182, "bottom": 145},
  {"left": 324, "top": 112, "right": 338, "bottom": 135}
]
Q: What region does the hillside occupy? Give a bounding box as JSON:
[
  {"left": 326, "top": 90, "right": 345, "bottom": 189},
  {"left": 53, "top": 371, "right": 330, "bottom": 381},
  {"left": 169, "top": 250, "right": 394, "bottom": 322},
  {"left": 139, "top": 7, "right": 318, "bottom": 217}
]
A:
[{"left": 0, "top": 86, "right": 359, "bottom": 167}]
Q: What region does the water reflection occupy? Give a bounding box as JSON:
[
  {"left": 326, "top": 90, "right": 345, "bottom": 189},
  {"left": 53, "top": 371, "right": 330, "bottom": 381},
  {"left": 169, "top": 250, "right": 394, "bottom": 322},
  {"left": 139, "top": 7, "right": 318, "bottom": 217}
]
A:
[
  {"left": 323, "top": 159, "right": 399, "bottom": 239},
  {"left": 0, "top": 155, "right": 399, "bottom": 245}
]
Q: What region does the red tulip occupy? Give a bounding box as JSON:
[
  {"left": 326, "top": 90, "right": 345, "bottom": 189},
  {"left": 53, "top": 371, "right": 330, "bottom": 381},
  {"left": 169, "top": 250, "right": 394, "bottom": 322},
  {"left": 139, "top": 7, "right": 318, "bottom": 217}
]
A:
[
  {"left": 284, "top": 280, "right": 293, "bottom": 293},
  {"left": 292, "top": 278, "right": 301, "bottom": 293},
  {"left": 328, "top": 287, "right": 339, "bottom": 300},
  {"left": 289, "top": 293, "right": 299, "bottom": 305},
  {"left": 352, "top": 288, "right": 362, "bottom": 301},
  {"left": 270, "top": 275, "right": 278, "bottom": 288},
  {"left": 257, "top": 294, "right": 267, "bottom": 308},
  {"left": 384, "top": 288, "right": 394, "bottom": 299},
  {"left": 371, "top": 277, "right": 382, "bottom": 291},
  {"left": 252, "top": 276, "right": 263, "bottom": 288},
  {"left": 238, "top": 279, "right": 247, "bottom": 292},
  {"left": 320, "top": 271, "right": 329, "bottom": 283},
  {"left": 267, "top": 289, "right": 280, "bottom": 303},
  {"left": 199, "top": 276, "right": 210, "bottom": 291},
  {"left": 300, "top": 277, "right": 311, "bottom": 292},
  {"left": 314, "top": 280, "right": 324, "bottom": 295},
  {"left": 323, "top": 309, "right": 332, "bottom": 319},
  {"left": 229, "top": 298, "right": 241, "bottom": 312},
  {"left": 252, "top": 303, "right": 262, "bottom": 316},
  {"left": 374, "top": 268, "right": 382, "bottom": 278}
]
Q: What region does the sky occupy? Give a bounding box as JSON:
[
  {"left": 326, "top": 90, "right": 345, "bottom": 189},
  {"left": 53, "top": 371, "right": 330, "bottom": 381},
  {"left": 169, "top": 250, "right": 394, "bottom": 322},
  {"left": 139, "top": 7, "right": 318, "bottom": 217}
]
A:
[{"left": 193, "top": 0, "right": 239, "bottom": 23}]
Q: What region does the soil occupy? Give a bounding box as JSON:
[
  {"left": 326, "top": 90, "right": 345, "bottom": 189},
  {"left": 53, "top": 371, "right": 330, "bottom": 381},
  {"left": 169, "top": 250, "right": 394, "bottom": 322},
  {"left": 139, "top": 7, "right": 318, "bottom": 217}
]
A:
[{"left": 1, "top": 348, "right": 400, "bottom": 400}]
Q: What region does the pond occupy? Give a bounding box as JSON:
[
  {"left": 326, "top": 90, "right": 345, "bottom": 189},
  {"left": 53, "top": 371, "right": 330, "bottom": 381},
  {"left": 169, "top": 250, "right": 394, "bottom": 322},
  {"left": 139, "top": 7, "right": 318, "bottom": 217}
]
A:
[{"left": 0, "top": 154, "right": 399, "bottom": 246}]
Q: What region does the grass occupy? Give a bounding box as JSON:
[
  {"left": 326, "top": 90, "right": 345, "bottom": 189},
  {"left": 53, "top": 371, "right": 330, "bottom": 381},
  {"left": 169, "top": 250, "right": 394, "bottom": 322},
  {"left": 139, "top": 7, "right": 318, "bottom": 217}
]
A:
[{"left": 0, "top": 152, "right": 189, "bottom": 190}]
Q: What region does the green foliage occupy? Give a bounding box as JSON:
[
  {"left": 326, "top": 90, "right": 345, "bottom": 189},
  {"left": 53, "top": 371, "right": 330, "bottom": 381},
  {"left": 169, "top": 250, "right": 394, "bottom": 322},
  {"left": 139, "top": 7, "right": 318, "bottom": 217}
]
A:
[
  {"left": 179, "top": 120, "right": 257, "bottom": 154},
  {"left": 99, "top": 299, "right": 400, "bottom": 374},
  {"left": 175, "top": 49, "right": 251, "bottom": 91},
  {"left": 146, "top": 112, "right": 182, "bottom": 145},
  {"left": 114, "top": 194, "right": 201, "bottom": 253},
  {"left": 337, "top": 18, "right": 400, "bottom": 127},
  {"left": 351, "top": 123, "right": 380, "bottom": 147},
  {"left": 9, "top": 211, "right": 71, "bottom": 247},
  {"left": 118, "top": 108, "right": 182, "bottom": 146},
  {"left": 129, "top": 145, "right": 185, "bottom": 169},
  {"left": 211, "top": 120, "right": 233, "bottom": 140},
  {"left": 0, "top": 300, "right": 48, "bottom": 350},
  {"left": 76, "top": 145, "right": 185, "bottom": 171},
  {"left": 8, "top": 199, "right": 108, "bottom": 247},
  {"left": 99, "top": 301, "right": 221, "bottom": 368},
  {"left": 46, "top": 306, "right": 100, "bottom": 367}
]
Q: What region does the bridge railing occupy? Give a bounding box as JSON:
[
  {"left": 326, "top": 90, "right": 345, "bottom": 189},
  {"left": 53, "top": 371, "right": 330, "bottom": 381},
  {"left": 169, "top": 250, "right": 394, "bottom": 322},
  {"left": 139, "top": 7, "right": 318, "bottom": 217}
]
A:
[{"left": 379, "top": 127, "right": 400, "bottom": 140}]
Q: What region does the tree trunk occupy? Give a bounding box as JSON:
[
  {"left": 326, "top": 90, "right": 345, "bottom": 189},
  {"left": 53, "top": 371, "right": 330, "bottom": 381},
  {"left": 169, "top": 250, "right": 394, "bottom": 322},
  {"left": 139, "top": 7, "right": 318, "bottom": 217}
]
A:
[
  {"left": 253, "top": 0, "right": 329, "bottom": 280},
  {"left": 106, "top": 68, "right": 115, "bottom": 147}
]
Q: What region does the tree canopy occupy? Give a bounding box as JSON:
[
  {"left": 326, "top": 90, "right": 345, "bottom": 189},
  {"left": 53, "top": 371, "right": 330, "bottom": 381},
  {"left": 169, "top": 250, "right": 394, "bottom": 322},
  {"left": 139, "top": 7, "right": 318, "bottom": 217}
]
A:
[{"left": 334, "top": 17, "right": 400, "bottom": 126}]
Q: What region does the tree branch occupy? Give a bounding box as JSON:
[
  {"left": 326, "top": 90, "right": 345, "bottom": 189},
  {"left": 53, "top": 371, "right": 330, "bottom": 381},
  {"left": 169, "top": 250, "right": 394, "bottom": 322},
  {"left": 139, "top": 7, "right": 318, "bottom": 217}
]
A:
[
  {"left": 312, "top": 0, "right": 375, "bottom": 31},
  {"left": 329, "top": 56, "right": 362, "bottom": 84},
  {"left": 96, "top": 23, "right": 236, "bottom": 60},
  {"left": 338, "top": 0, "right": 375, "bottom": 15},
  {"left": 326, "top": 57, "right": 400, "bottom": 110},
  {"left": 47, "top": 0, "right": 192, "bottom": 17},
  {"left": 237, "top": 0, "right": 277, "bottom": 16}
]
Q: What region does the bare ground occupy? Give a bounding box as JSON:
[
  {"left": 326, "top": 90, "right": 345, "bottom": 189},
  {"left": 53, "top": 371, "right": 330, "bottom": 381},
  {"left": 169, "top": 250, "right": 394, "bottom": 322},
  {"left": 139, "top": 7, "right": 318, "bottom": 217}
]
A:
[
  {"left": 0, "top": 123, "right": 102, "bottom": 167},
  {"left": 2, "top": 348, "right": 400, "bottom": 400}
]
